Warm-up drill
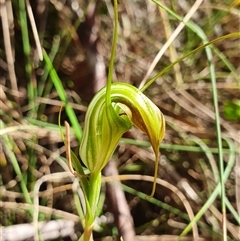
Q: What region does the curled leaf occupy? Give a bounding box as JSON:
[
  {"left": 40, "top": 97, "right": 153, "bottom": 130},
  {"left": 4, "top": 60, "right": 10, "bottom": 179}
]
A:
[{"left": 80, "top": 82, "right": 165, "bottom": 196}]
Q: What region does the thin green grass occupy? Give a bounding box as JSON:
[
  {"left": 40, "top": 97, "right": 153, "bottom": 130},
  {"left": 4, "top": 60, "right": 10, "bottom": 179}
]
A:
[
  {"left": 18, "top": 0, "right": 36, "bottom": 116},
  {"left": 0, "top": 121, "right": 32, "bottom": 207},
  {"left": 37, "top": 16, "right": 84, "bottom": 117},
  {"left": 42, "top": 50, "right": 82, "bottom": 142},
  {"left": 18, "top": 0, "right": 38, "bottom": 193},
  {"left": 121, "top": 184, "right": 227, "bottom": 239},
  {"left": 121, "top": 138, "right": 239, "bottom": 154},
  {"left": 139, "top": 3, "right": 238, "bottom": 239},
  {"left": 179, "top": 136, "right": 237, "bottom": 239}
]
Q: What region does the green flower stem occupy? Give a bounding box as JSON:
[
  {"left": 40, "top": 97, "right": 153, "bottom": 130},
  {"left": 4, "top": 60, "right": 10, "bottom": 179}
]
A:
[
  {"left": 78, "top": 81, "right": 164, "bottom": 239},
  {"left": 76, "top": 1, "right": 164, "bottom": 239},
  {"left": 106, "top": 0, "right": 119, "bottom": 106},
  {"left": 88, "top": 172, "right": 102, "bottom": 219},
  {"left": 81, "top": 172, "right": 101, "bottom": 241}
]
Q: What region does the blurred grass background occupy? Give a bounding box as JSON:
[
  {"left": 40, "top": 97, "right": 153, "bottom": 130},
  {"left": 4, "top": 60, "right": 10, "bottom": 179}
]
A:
[{"left": 0, "top": 0, "right": 240, "bottom": 240}]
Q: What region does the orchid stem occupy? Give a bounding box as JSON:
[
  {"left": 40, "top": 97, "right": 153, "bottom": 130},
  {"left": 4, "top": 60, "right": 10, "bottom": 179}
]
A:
[{"left": 106, "top": 0, "right": 118, "bottom": 106}]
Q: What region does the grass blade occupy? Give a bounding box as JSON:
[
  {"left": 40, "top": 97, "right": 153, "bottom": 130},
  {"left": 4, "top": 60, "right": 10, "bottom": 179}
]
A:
[{"left": 42, "top": 49, "right": 82, "bottom": 142}]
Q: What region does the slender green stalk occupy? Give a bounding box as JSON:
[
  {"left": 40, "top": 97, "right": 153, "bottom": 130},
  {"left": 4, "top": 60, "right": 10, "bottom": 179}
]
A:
[
  {"left": 18, "top": 0, "right": 36, "bottom": 115},
  {"left": 37, "top": 16, "right": 84, "bottom": 117},
  {"left": 18, "top": 0, "right": 38, "bottom": 188},
  {"left": 121, "top": 138, "right": 239, "bottom": 154},
  {"left": 38, "top": 35, "right": 61, "bottom": 98},
  {"left": 225, "top": 198, "right": 240, "bottom": 225},
  {"left": 142, "top": 1, "right": 240, "bottom": 91},
  {"left": 179, "top": 136, "right": 236, "bottom": 239},
  {"left": 106, "top": 0, "right": 118, "bottom": 106},
  {"left": 122, "top": 184, "right": 223, "bottom": 238},
  {"left": 78, "top": 3, "right": 127, "bottom": 238},
  {"left": 88, "top": 172, "right": 102, "bottom": 220},
  {"left": 222, "top": 137, "right": 239, "bottom": 225},
  {"left": 0, "top": 121, "right": 32, "bottom": 208},
  {"left": 207, "top": 35, "right": 227, "bottom": 241},
  {"left": 187, "top": 136, "right": 219, "bottom": 183},
  {"left": 26, "top": 136, "right": 38, "bottom": 189},
  {"left": 122, "top": 183, "right": 190, "bottom": 220},
  {"left": 140, "top": 32, "right": 240, "bottom": 92},
  {"left": 43, "top": 50, "right": 82, "bottom": 142},
  {"left": 77, "top": 173, "right": 101, "bottom": 241}
]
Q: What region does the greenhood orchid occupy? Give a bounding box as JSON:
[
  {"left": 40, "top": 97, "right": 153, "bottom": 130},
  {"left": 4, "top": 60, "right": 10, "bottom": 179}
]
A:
[
  {"left": 79, "top": 82, "right": 165, "bottom": 196},
  {"left": 61, "top": 1, "right": 166, "bottom": 239}
]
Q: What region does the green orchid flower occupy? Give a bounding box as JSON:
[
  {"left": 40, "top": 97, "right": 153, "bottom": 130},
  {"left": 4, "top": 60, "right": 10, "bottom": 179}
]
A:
[{"left": 79, "top": 82, "right": 165, "bottom": 196}]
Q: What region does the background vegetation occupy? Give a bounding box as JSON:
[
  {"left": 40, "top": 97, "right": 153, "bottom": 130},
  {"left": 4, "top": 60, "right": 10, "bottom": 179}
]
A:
[{"left": 0, "top": 0, "right": 239, "bottom": 240}]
